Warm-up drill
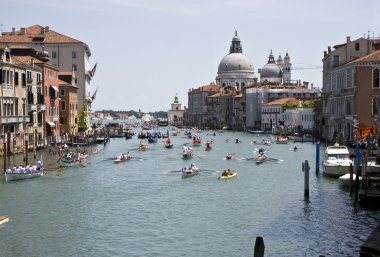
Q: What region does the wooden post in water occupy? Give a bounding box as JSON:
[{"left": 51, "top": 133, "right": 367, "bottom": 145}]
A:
[
  {"left": 25, "top": 140, "right": 28, "bottom": 166},
  {"left": 3, "top": 142, "right": 7, "bottom": 172},
  {"left": 253, "top": 236, "right": 265, "bottom": 257},
  {"left": 349, "top": 163, "right": 354, "bottom": 198},
  {"left": 302, "top": 160, "right": 310, "bottom": 197},
  {"left": 316, "top": 141, "right": 320, "bottom": 175}
]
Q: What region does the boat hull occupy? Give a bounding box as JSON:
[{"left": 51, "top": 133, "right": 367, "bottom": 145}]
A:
[
  {"left": 218, "top": 172, "right": 237, "bottom": 180},
  {"left": 5, "top": 171, "right": 43, "bottom": 182},
  {"left": 323, "top": 164, "right": 352, "bottom": 177}
]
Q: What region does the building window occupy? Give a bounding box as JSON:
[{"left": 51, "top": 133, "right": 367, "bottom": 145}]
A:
[
  {"left": 61, "top": 100, "right": 66, "bottom": 111},
  {"left": 52, "top": 51, "right": 57, "bottom": 58},
  {"left": 14, "top": 72, "right": 19, "bottom": 85},
  {"left": 355, "top": 43, "right": 360, "bottom": 51},
  {"left": 60, "top": 116, "right": 67, "bottom": 125},
  {"left": 72, "top": 51, "right": 76, "bottom": 59},
  {"left": 60, "top": 88, "right": 65, "bottom": 96},
  {"left": 333, "top": 55, "right": 340, "bottom": 67},
  {"left": 373, "top": 69, "right": 380, "bottom": 88},
  {"left": 72, "top": 64, "right": 77, "bottom": 71}
]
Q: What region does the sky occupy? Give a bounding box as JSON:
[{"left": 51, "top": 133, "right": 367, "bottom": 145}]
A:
[{"left": 2, "top": 0, "right": 380, "bottom": 112}]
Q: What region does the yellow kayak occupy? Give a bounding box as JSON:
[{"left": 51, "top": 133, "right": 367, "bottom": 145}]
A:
[{"left": 218, "top": 172, "right": 237, "bottom": 180}]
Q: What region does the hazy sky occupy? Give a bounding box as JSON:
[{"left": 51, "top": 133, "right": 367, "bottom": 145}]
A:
[{"left": 2, "top": 0, "right": 379, "bottom": 112}]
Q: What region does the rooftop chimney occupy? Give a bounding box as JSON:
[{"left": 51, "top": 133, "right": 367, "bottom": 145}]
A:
[
  {"left": 44, "top": 26, "right": 49, "bottom": 32},
  {"left": 12, "top": 28, "right": 15, "bottom": 34},
  {"left": 346, "top": 36, "right": 351, "bottom": 43},
  {"left": 20, "top": 27, "right": 26, "bottom": 35},
  {"left": 328, "top": 46, "right": 331, "bottom": 53}
]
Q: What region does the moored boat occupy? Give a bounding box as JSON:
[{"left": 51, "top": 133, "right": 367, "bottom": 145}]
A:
[
  {"left": 0, "top": 215, "right": 9, "bottom": 225},
  {"left": 205, "top": 141, "right": 212, "bottom": 150},
  {"left": 323, "top": 143, "right": 353, "bottom": 177},
  {"left": 276, "top": 135, "right": 289, "bottom": 144},
  {"left": 163, "top": 138, "right": 173, "bottom": 148},
  {"left": 225, "top": 153, "right": 233, "bottom": 160},
  {"left": 338, "top": 173, "right": 362, "bottom": 187}
]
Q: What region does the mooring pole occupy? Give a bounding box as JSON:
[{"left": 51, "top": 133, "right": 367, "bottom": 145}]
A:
[
  {"left": 349, "top": 163, "right": 354, "bottom": 198},
  {"left": 3, "top": 142, "right": 7, "bottom": 172},
  {"left": 316, "top": 141, "right": 320, "bottom": 175},
  {"left": 303, "top": 160, "right": 310, "bottom": 197},
  {"left": 25, "top": 140, "right": 28, "bottom": 166},
  {"left": 253, "top": 236, "right": 265, "bottom": 257}
]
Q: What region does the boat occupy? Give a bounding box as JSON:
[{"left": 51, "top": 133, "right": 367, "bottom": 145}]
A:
[
  {"left": 205, "top": 141, "right": 212, "bottom": 150},
  {"left": 58, "top": 158, "right": 81, "bottom": 167},
  {"left": 4, "top": 160, "right": 44, "bottom": 182},
  {"left": 181, "top": 164, "right": 199, "bottom": 178},
  {"left": 225, "top": 153, "right": 233, "bottom": 160},
  {"left": 338, "top": 173, "right": 362, "bottom": 187},
  {"left": 256, "top": 154, "right": 268, "bottom": 164},
  {"left": 276, "top": 135, "right": 289, "bottom": 144},
  {"left": 218, "top": 170, "right": 237, "bottom": 180},
  {"left": 182, "top": 145, "right": 193, "bottom": 158},
  {"left": 193, "top": 136, "right": 202, "bottom": 146},
  {"left": 163, "top": 138, "right": 173, "bottom": 148},
  {"left": 365, "top": 156, "right": 380, "bottom": 175},
  {"left": 90, "top": 148, "right": 102, "bottom": 154},
  {"left": 322, "top": 143, "right": 354, "bottom": 177},
  {"left": 114, "top": 153, "right": 131, "bottom": 163},
  {"left": 0, "top": 215, "right": 9, "bottom": 225},
  {"left": 138, "top": 143, "right": 148, "bottom": 151}
]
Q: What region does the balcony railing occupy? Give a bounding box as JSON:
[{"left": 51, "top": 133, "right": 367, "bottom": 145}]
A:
[
  {"left": 52, "top": 115, "right": 59, "bottom": 122},
  {"left": 28, "top": 104, "right": 38, "bottom": 112},
  {"left": 0, "top": 116, "right": 30, "bottom": 123},
  {"left": 38, "top": 105, "right": 46, "bottom": 112}
]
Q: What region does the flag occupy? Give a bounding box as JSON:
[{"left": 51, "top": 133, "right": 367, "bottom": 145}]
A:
[
  {"left": 91, "top": 88, "right": 98, "bottom": 101},
  {"left": 89, "top": 63, "right": 97, "bottom": 77}
]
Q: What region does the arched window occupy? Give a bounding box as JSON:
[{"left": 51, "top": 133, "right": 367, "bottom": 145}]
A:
[
  {"left": 373, "top": 69, "right": 380, "bottom": 88},
  {"left": 355, "top": 42, "right": 360, "bottom": 51}
]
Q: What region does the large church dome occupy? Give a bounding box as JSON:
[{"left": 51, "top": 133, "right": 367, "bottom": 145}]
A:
[
  {"left": 215, "top": 31, "right": 255, "bottom": 89},
  {"left": 217, "top": 53, "right": 254, "bottom": 74}
]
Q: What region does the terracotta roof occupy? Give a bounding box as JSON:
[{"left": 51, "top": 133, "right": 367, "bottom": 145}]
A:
[
  {"left": 209, "top": 92, "right": 222, "bottom": 98},
  {"left": 12, "top": 55, "right": 44, "bottom": 67},
  {"left": 0, "top": 25, "right": 82, "bottom": 44},
  {"left": 351, "top": 50, "right": 380, "bottom": 63},
  {"left": 266, "top": 97, "right": 298, "bottom": 105},
  {"left": 200, "top": 84, "right": 221, "bottom": 91},
  {"left": 58, "top": 79, "right": 69, "bottom": 85}
]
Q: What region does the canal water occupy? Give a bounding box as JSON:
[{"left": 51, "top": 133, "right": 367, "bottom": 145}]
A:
[{"left": 0, "top": 130, "right": 379, "bottom": 257}]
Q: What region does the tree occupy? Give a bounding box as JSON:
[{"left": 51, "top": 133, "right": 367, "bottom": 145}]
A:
[{"left": 78, "top": 107, "right": 88, "bottom": 132}]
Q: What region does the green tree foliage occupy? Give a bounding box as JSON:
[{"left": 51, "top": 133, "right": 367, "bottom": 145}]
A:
[{"left": 78, "top": 107, "right": 88, "bottom": 132}]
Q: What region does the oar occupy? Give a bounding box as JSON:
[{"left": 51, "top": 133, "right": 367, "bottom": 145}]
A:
[{"left": 268, "top": 158, "right": 284, "bottom": 163}]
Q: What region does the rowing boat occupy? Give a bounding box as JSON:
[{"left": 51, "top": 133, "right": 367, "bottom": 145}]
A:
[
  {"left": 218, "top": 171, "right": 237, "bottom": 180},
  {"left": 256, "top": 155, "right": 268, "bottom": 164}
]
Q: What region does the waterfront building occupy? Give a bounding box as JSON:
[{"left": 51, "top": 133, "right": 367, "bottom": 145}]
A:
[
  {"left": 245, "top": 82, "right": 320, "bottom": 130},
  {"left": 321, "top": 35, "right": 380, "bottom": 143},
  {"left": 207, "top": 87, "right": 243, "bottom": 129},
  {"left": 0, "top": 25, "right": 94, "bottom": 130},
  {"left": 0, "top": 47, "right": 30, "bottom": 154},
  {"left": 215, "top": 31, "right": 255, "bottom": 90},
  {"left": 58, "top": 71, "right": 78, "bottom": 136},
  {"left": 167, "top": 94, "right": 185, "bottom": 126},
  {"left": 187, "top": 83, "right": 221, "bottom": 128}
]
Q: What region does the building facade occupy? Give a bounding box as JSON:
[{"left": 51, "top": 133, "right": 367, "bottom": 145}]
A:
[
  {"left": 167, "top": 95, "right": 185, "bottom": 125},
  {"left": 321, "top": 36, "right": 380, "bottom": 143}
]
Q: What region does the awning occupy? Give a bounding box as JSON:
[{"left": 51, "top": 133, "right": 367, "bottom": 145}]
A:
[
  {"left": 46, "top": 121, "right": 56, "bottom": 127},
  {"left": 50, "top": 85, "right": 59, "bottom": 92}
]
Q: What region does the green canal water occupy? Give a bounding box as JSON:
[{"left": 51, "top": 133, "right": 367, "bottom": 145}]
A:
[{"left": 0, "top": 130, "right": 379, "bottom": 257}]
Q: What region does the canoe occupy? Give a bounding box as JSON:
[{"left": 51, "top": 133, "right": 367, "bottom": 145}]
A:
[
  {"left": 218, "top": 172, "right": 237, "bottom": 180},
  {"left": 182, "top": 170, "right": 198, "bottom": 178},
  {"left": 0, "top": 215, "right": 9, "bottom": 225},
  {"left": 113, "top": 157, "right": 131, "bottom": 163},
  {"left": 256, "top": 156, "right": 268, "bottom": 164}
]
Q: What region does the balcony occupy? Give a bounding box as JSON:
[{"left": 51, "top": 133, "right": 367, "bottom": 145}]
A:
[
  {"left": 0, "top": 116, "right": 30, "bottom": 123},
  {"left": 52, "top": 115, "right": 59, "bottom": 122},
  {"left": 38, "top": 105, "right": 46, "bottom": 112},
  {"left": 28, "top": 104, "right": 37, "bottom": 112},
  {"left": 27, "top": 77, "right": 34, "bottom": 84}
]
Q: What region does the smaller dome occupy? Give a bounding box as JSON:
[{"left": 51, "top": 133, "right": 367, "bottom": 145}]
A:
[
  {"left": 277, "top": 55, "right": 283, "bottom": 65},
  {"left": 260, "top": 63, "right": 282, "bottom": 78}
]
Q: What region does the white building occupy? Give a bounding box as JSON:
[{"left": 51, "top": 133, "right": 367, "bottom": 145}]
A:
[{"left": 168, "top": 95, "right": 185, "bottom": 125}]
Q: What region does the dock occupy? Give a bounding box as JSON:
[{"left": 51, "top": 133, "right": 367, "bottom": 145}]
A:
[
  {"left": 0, "top": 215, "right": 9, "bottom": 225},
  {"left": 361, "top": 222, "right": 380, "bottom": 256}
]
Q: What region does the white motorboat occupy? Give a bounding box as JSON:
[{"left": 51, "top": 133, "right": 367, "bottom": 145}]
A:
[
  {"left": 323, "top": 143, "right": 353, "bottom": 177},
  {"left": 338, "top": 173, "right": 362, "bottom": 187}
]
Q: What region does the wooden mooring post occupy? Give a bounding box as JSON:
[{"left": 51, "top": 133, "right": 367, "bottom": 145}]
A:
[
  {"left": 253, "top": 236, "right": 265, "bottom": 257},
  {"left": 349, "top": 163, "right": 354, "bottom": 198},
  {"left": 24, "top": 140, "right": 28, "bottom": 166},
  {"left": 316, "top": 141, "right": 320, "bottom": 175},
  {"left": 3, "top": 142, "right": 6, "bottom": 172},
  {"left": 302, "top": 160, "right": 310, "bottom": 197}
]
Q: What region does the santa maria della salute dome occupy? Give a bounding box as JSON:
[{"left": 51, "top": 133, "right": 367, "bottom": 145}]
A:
[{"left": 216, "top": 31, "right": 255, "bottom": 90}]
